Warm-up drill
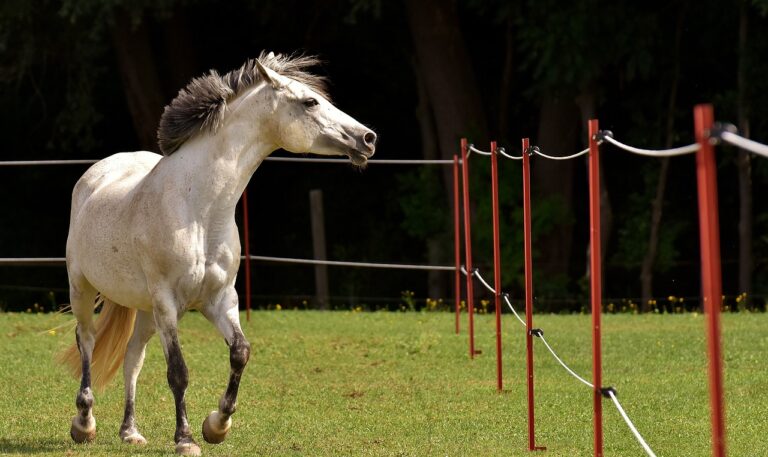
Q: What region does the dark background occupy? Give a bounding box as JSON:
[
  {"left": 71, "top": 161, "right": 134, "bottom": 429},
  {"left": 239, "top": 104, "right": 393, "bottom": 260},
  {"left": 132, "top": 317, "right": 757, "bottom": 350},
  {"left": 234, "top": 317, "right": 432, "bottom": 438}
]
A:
[{"left": 1, "top": 0, "right": 767, "bottom": 312}]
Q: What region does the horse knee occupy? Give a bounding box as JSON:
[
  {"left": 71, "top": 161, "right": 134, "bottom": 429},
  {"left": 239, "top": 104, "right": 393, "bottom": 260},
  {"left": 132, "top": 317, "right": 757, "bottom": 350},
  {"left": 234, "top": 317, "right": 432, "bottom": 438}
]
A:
[
  {"left": 76, "top": 387, "right": 94, "bottom": 412},
  {"left": 229, "top": 336, "right": 250, "bottom": 373}
]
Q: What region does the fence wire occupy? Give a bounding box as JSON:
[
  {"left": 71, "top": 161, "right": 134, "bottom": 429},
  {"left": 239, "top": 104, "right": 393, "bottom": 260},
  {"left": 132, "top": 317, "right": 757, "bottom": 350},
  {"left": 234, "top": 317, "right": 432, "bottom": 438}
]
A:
[
  {"left": 0, "top": 159, "right": 99, "bottom": 166},
  {"left": 0, "top": 157, "right": 458, "bottom": 167},
  {"left": 607, "top": 390, "right": 658, "bottom": 457},
  {"left": 245, "top": 254, "right": 455, "bottom": 271},
  {"left": 464, "top": 267, "right": 657, "bottom": 456}
]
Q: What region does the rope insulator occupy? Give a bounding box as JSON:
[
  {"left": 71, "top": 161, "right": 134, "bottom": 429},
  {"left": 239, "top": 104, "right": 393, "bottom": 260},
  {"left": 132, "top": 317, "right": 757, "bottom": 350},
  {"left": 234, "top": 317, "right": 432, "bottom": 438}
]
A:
[{"left": 600, "top": 386, "right": 617, "bottom": 398}]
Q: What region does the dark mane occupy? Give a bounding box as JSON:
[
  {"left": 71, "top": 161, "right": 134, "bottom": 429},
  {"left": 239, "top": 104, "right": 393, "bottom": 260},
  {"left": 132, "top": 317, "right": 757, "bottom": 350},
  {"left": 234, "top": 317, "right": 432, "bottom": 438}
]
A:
[{"left": 157, "top": 52, "right": 328, "bottom": 155}]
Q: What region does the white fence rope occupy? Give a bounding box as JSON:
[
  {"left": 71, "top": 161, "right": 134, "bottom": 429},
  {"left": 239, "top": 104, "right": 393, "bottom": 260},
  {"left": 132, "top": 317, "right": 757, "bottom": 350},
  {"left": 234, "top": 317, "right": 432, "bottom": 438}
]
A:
[
  {"left": 468, "top": 144, "right": 526, "bottom": 160},
  {"left": 720, "top": 131, "right": 768, "bottom": 158},
  {"left": 538, "top": 334, "right": 595, "bottom": 388},
  {"left": 607, "top": 390, "right": 658, "bottom": 457},
  {"left": 472, "top": 268, "right": 497, "bottom": 294},
  {"left": 502, "top": 294, "right": 527, "bottom": 327},
  {"left": 498, "top": 147, "right": 524, "bottom": 160},
  {"left": 601, "top": 134, "right": 699, "bottom": 157},
  {"left": 533, "top": 147, "right": 590, "bottom": 160},
  {"left": 468, "top": 145, "right": 493, "bottom": 156}
]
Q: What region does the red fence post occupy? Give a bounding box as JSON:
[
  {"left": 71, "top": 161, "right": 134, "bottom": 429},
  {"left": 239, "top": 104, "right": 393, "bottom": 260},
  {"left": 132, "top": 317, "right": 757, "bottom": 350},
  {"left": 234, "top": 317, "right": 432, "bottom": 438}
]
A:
[
  {"left": 588, "top": 119, "right": 603, "bottom": 457},
  {"left": 460, "top": 138, "right": 477, "bottom": 358},
  {"left": 242, "top": 187, "right": 252, "bottom": 322},
  {"left": 490, "top": 141, "right": 503, "bottom": 390},
  {"left": 522, "top": 138, "right": 545, "bottom": 451},
  {"left": 454, "top": 154, "right": 462, "bottom": 334},
  {"left": 694, "top": 103, "right": 727, "bottom": 457}
]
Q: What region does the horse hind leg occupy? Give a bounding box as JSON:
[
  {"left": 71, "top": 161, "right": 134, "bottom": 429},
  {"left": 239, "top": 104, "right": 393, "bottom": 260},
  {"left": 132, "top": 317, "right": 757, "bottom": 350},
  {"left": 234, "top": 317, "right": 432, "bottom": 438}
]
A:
[
  {"left": 119, "top": 310, "right": 155, "bottom": 445},
  {"left": 68, "top": 278, "right": 98, "bottom": 443}
]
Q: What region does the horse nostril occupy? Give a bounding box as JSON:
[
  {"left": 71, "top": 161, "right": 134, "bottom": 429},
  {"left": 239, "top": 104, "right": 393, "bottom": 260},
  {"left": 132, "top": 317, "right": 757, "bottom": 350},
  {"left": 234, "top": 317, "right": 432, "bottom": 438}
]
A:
[{"left": 364, "top": 131, "right": 377, "bottom": 147}]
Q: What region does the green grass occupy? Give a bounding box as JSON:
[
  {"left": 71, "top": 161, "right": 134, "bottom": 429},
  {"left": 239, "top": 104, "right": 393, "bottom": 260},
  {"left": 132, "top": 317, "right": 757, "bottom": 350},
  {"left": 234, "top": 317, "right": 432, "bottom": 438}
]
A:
[{"left": 0, "top": 310, "right": 765, "bottom": 456}]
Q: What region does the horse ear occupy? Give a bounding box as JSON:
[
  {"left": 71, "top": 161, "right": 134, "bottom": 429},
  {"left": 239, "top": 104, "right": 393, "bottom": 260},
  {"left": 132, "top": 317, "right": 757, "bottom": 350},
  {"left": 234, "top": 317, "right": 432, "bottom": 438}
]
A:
[{"left": 254, "top": 58, "right": 278, "bottom": 89}]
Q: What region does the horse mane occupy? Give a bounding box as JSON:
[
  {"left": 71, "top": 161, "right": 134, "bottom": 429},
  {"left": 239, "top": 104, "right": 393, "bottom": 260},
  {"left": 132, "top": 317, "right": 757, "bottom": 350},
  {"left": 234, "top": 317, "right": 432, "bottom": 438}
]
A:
[{"left": 157, "top": 51, "right": 328, "bottom": 155}]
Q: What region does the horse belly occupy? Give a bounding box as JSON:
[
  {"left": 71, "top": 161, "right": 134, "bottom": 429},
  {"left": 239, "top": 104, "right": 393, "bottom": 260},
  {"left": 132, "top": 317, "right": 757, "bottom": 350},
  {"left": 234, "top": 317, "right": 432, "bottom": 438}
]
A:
[{"left": 80, "top": 249, "right": 153, "bottom": 311}]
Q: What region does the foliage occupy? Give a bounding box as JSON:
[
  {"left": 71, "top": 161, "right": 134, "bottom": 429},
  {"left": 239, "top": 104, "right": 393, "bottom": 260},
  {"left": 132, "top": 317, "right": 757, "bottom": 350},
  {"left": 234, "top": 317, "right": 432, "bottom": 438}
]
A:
[
  {"left": 0, "top": 0, "right": 106, "bottom": 153},
  {"left": 1, "top": 0, "right": 768, "bottom": 312},
  {"left": 753, "top": 0, "right": 768, "bottom": 15},
  {"left": 515, "top": 0, "right": 657, "bottom": 97},
  {"left": 612, "top": 162, "right": 687, "bottom": 272},
  {"left": 397, "top": 167, "right": 448, "bottom": 240}
]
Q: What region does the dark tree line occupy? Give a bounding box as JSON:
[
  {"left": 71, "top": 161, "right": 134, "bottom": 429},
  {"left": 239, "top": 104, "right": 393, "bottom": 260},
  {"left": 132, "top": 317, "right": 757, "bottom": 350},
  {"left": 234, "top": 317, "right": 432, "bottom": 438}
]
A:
[{"left": 1, "top": 0, "right": 767, "bottom": 311}]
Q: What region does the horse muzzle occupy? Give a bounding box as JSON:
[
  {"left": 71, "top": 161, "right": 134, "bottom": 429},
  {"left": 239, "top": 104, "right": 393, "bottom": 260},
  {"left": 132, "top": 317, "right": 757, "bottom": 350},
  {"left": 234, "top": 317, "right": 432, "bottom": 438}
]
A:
[{"left": 344, "top": 129, "right": 376, "bottom": 167}]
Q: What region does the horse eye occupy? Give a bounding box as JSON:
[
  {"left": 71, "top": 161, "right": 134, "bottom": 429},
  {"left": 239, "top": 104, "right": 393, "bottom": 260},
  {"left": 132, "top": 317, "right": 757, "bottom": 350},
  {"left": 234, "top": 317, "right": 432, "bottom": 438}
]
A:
[{"left": 303, "top": 98, "right": 319, "bottom": 108}]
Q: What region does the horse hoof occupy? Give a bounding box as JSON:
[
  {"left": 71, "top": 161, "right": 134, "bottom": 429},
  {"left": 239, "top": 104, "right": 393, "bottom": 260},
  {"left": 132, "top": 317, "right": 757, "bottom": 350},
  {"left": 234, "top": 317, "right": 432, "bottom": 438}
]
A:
[
  {"left": 121, "top": 431, "right": 147, "bottom": 445},
  {"left": 175, "top": 439, "right": 202, "bottom": 456},
  {"left": 202, "top": 410, "right": 231, "bottom": 444},
  {"left": 70, "top": 415, "right": 96, "bottom": 443}
]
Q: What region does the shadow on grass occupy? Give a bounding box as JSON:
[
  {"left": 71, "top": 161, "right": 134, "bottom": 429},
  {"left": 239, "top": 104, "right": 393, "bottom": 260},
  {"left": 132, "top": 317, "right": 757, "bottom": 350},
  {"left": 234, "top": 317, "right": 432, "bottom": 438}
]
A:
[
  {"left": 0, "top": 437, "right": 68, "bottom": 454},
  {"left": 0, "top": 437, "right": 172, "bottom": 456}
]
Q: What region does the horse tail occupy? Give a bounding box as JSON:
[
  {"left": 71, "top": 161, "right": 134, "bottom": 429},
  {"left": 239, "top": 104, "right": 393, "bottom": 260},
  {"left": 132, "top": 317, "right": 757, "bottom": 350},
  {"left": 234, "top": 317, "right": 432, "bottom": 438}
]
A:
[{"left": 59, "top": 296, "right": 137, "bottom": 392}]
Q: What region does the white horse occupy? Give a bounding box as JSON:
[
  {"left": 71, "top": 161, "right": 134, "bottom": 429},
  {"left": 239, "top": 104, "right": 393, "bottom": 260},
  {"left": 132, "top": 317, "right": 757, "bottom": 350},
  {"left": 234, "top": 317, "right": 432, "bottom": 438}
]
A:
[{"left": 60, "top": 52, "right": 376, "bottom": 456}]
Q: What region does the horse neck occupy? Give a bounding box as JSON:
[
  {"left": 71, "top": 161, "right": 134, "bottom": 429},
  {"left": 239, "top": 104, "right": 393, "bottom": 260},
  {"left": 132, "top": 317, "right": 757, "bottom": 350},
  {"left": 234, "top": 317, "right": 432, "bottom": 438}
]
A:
[{"left": 158, "top": 122, "right": 274, "bottom": 225}]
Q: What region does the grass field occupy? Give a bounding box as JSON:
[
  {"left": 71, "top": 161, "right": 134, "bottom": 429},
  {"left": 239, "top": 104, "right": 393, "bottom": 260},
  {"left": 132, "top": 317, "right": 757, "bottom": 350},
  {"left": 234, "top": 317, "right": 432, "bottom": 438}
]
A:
[{"left": 0, "top": 310, "right": 765, "bottom": 456}]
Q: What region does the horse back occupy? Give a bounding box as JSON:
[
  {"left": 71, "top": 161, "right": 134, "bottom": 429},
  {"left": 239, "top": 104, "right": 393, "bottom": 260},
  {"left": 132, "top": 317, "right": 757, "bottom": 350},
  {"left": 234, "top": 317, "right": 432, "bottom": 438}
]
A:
[{"left": 70, "top": 151, "right": 161, "bottom": 221}]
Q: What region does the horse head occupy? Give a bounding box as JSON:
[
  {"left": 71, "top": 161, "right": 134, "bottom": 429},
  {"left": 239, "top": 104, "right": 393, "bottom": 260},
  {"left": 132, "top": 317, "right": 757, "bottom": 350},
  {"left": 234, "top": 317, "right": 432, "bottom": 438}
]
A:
[
  {"left": 253, "top": 53, "right": 377, "bottom": 166},
  {"left": 158, "top": 51, "right": 377, "bottom": 167}
]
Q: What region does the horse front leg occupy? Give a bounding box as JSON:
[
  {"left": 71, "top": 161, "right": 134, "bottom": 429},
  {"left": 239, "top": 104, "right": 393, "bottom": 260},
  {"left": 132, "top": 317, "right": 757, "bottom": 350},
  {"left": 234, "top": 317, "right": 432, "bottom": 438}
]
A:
[
  {"left": 201, "top": 289, "right": 250, "bottom": 444},
  {"left": 153, "top": 297, "right": 201, "bottom": 456}
]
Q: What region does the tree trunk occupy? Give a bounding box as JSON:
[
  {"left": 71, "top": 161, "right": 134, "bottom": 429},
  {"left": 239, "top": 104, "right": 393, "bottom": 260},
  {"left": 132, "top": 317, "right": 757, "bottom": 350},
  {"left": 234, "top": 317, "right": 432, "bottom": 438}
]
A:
[
  {"left": 412, "top": 55, "right": 445, "bottom": 300},
  {"left": 159, "top": 12, "right": 199, "bottom": 98},
  {"left": 577, "top": 92, "right": 612, "bottom": 295},
  {"left": 111, "top": 10, "right": 165, "bottom": 152},
  {"left": 498, "top": 17, "right": 515, "bottom": 136},
  {"left": 640, "top": 157, "right": 670, "bottom": 309},
  {"left": 736, "top": 2, "right": 753, "bottom": 304},
  {"left": 533, "top": 96, "right": 580, "bottom": 288},
  {"left": 533, "top": 96, "right": 579, "bottom": 279},
  {"left": 406, "top": 0, "right": 488, "bottom": 299},
  {"left": 640, "top": 4, "right": 685, "bottom": 310},
  {"left": 406, "top": 0, "right": 488, "bottom": 165}
]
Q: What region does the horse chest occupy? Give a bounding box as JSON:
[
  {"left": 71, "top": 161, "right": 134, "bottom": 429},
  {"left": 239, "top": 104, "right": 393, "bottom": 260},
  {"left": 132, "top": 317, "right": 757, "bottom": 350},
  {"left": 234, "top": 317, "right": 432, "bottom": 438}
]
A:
[{"left": 176, "top": 250, "right": 234, "bottom": 307}]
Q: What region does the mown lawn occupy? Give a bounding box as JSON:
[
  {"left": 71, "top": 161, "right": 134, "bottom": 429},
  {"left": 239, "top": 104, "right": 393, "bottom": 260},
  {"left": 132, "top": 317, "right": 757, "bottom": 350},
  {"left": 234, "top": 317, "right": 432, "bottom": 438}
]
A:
[{"left": 0, "top": 310, "right": 765, "bottom": 456}]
